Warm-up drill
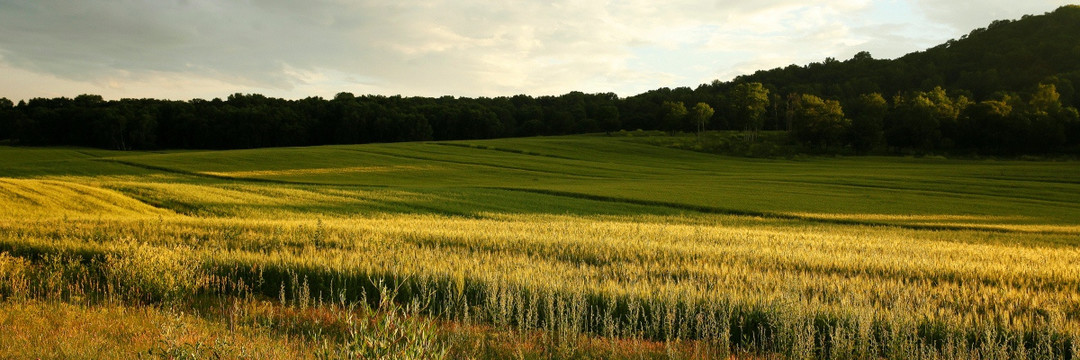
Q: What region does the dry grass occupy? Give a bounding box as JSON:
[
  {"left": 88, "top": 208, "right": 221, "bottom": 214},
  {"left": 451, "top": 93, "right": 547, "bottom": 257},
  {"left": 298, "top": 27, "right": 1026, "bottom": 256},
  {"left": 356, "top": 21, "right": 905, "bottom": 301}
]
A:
[{"left": 0, "top": 300, "right": 313, "bottom": 359}]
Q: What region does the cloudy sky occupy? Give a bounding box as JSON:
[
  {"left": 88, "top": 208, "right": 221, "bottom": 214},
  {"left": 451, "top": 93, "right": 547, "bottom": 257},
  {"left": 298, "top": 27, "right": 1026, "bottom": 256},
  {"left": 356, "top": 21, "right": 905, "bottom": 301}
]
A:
[{"left": 0, "top": 0, "right": 1069, "bottom": 101}]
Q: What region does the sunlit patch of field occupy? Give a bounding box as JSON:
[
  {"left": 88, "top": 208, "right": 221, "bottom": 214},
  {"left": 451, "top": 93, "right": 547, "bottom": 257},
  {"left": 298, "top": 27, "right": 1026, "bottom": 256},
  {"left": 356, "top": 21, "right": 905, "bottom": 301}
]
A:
[
  {"left": 110, "top": 181, "right": 423, "bottom": 208},
  {"left": 1, "top": 213, "right": 1078, "bottom": 358},
  {"left": 786, "top": 212, "right": 1027, "bottom": 222},
  {"left": 0, "top": 178, "right": 167, "bottom": 219}
]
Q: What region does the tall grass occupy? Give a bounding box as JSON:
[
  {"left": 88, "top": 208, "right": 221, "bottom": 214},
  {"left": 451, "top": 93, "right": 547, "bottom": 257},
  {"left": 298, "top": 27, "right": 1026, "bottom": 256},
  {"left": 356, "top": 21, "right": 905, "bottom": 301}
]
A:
[{"left": 1, "top": 213, "right": 1076, "bottom": 358}]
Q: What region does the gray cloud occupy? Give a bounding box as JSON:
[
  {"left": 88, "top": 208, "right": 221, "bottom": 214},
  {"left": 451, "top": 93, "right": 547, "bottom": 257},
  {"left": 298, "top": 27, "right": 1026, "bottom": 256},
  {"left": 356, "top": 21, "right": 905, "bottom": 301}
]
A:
[
  {"left": 912, "top": 0, "right": 1071, "bottom": 33},
  {"left": 0, "top": 0, "right": 821, "bottom": 97},
  {"left": 0, "top": 1, "right": 1069, "bottom": 100},
  {"left": 0, "top": 1, "right": 374, "bottom": 88}
]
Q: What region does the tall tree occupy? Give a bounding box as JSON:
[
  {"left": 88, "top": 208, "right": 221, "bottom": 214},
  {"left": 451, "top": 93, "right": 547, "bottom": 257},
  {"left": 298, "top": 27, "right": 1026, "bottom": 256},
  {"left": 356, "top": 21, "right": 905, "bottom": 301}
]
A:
[
  {"left": 886, "top": 87, "right": 969, "bottom": 152},
  {"left": 661, "top": 101, "right": 688, "bottom": 133},
  {"left": 0, "top": 98, "right": 12, "bottom": 140},
  {"left": 845, "top": 93, "right": 887, "bottom": 153},
  {"left": 1024, "top": 84, "right": 1070, "bottom": 152},
  {"left": 790, "top": 94, "right": 849, "bottom": 150},
  {"left": 689, "top": 102, "right": 715, "bottom": 137},
  {"left": 595, "top": 104, "right": 621, "bottom": 132},
  {"left": 1028, "top": 83, "right": 1063, "bottom": 115},
  {"left": 958, "top": 99, "right": 1018, "bottom": 154},
  {"left": 730, "top": 82, "right": 770, "bottom": 139}
]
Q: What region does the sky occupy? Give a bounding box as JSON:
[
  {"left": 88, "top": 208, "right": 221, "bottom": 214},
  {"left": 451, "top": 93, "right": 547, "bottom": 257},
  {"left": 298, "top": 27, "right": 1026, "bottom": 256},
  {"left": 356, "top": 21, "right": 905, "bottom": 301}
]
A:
[{"left": 0, "top": 0, "right": 1070, "bottom": 102}]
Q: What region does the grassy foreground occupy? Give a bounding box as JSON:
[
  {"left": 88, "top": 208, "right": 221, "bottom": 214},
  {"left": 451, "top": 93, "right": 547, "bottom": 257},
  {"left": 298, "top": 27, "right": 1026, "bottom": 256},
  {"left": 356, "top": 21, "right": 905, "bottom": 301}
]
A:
[{"left": 1, "top": 134, "right": 1079, "bottom": 359}]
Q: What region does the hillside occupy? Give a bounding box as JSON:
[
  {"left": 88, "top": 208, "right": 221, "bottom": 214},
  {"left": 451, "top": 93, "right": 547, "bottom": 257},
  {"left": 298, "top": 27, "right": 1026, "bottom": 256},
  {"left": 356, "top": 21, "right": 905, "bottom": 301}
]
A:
[
  {"left": 731, "top": 4, "right": 1080, "bottom": 103},
  {"left": 4, "top": 135, "right": 1080, "bottom": 230}
]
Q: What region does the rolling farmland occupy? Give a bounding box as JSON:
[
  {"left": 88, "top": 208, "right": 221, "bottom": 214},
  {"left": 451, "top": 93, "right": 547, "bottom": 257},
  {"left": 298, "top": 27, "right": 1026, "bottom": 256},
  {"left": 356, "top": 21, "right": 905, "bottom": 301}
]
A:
[{"left": 1, "top": 135, "right": 1079, "bottom": 359}]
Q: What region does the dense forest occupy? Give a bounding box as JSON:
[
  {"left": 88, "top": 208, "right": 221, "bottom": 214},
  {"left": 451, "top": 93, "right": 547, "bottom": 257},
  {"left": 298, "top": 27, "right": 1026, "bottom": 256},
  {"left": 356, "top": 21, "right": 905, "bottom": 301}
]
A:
[{"left": 1, "top": 5, "right": 1079, "bottom": 155}]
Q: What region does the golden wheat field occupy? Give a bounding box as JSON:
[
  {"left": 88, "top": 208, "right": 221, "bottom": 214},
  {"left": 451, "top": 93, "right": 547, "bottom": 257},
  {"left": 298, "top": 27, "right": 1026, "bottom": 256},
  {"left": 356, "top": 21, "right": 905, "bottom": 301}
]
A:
[{"left": 2, "top": 137, "right": 1079, "bottom": 359}]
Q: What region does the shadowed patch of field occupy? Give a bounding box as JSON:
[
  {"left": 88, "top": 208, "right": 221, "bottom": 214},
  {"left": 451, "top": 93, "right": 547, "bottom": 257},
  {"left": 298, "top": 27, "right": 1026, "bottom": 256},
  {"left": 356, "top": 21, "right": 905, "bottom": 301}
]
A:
[
  {"left": 200, "top": 165, "right": 442, "bottom": 178},
  {"left": 785, "top": 213, "right": 1027, "bottom": 222},
  {"left": 788, "top": 212, "right": 1080, "bottom": 234}
]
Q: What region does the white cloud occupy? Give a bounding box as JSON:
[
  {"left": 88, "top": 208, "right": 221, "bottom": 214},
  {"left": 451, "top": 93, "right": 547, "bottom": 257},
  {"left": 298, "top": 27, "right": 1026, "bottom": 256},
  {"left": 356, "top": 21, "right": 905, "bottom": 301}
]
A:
[{"left": 0, "top": 0, "right": 1068, "bottom": 101}]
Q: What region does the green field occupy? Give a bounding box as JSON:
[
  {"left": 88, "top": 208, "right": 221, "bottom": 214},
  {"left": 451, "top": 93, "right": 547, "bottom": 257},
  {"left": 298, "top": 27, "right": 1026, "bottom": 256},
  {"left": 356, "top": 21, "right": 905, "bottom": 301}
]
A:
[{"left": 1, "top": 134, "right": 1079, "bottom": 359}]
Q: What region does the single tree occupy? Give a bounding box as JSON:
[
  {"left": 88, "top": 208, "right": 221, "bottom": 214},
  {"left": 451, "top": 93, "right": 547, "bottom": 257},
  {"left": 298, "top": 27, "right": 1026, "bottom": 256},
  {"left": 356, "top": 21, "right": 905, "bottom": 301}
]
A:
[
  {"left": 689, "top": 102, "right": 715, "bottom": 138},
  {"left": 1028, "top": 83, "right": 1063, "bottom": 115}
]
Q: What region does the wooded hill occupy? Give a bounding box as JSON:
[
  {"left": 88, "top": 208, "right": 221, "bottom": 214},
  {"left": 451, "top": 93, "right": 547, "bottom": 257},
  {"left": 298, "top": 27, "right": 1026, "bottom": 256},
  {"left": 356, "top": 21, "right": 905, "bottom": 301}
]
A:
[{"left": 1, "top": 5, "right": 1078, "bottom": 155}]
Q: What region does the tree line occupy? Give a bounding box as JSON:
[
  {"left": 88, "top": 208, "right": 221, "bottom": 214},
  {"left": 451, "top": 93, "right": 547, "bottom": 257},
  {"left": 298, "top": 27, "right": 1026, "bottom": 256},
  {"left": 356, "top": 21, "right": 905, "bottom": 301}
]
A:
[
  {"left": 0, "top": 92, "right": 624, "bottom": 150},
  {"left": 632, "top": 81, "right": 1079, "bottom": 155},
  {"left": 1, "top": 5, "right": 1079, "bottom": 155}
]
